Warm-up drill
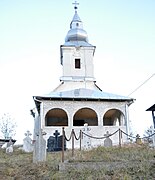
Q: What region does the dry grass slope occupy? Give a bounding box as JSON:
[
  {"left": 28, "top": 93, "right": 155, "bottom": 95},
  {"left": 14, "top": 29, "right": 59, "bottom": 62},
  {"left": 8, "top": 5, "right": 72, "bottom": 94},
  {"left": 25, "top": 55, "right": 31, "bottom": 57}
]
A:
[{"left": 0, "top": 144, "right": 155, "bottom": 179}]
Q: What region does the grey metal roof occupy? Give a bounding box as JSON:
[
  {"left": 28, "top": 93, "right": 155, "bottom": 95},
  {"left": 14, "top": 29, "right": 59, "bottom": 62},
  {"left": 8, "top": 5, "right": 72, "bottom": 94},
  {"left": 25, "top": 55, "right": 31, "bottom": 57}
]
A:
[
  {"left": 65, "top": 10, "right": 90, "bottom": 45},
  {"left": 71, "top": 11, "right": 81, "bottom": 22},
  {"left": 34, "top": 88, "right": 134, "bottom": 102}
]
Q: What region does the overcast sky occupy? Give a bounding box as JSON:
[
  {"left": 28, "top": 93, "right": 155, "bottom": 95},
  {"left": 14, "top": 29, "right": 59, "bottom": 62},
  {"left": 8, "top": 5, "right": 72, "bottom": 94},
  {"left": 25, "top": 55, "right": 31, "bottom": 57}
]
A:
[{"left": 0, "top": 0, "right": 155, "bottom": 143}]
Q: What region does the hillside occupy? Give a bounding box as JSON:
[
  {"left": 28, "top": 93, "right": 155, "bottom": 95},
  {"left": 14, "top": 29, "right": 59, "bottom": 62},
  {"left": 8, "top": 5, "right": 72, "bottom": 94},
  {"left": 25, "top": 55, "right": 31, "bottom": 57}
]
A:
[{"left": 0, "top": 144, "right": 155, "bottom": 179}]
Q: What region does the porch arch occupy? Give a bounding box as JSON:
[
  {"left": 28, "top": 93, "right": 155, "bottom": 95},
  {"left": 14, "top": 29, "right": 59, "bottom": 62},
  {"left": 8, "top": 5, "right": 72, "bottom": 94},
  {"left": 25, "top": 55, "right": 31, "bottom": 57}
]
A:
[
  {"left": 73, "top": 108, "right": 98, "bottom": 126},
  {"left": 45, "top": 108, "right": 68, "bottom": 126},
  {"left": 103, "top": 109, "right": 124, "bottom": 126}
]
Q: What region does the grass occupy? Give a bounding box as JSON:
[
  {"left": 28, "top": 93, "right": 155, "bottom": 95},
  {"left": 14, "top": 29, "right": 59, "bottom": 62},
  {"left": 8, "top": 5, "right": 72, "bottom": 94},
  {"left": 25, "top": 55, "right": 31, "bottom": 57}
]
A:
[{"left": 0, "top": 144, "right": 155, "bottom": 179}]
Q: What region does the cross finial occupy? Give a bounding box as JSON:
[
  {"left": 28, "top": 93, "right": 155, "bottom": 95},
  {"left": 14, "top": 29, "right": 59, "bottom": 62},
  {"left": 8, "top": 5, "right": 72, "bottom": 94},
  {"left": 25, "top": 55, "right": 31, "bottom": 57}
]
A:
[
  {"left": 25, "top": 130, "right": 32, "bottom": 137},
  {"left": 104, "top": 131, "right": 110, "bottom": 138},
  {"left": 72, "top": 1, "right": 79, "bottom": 12}
]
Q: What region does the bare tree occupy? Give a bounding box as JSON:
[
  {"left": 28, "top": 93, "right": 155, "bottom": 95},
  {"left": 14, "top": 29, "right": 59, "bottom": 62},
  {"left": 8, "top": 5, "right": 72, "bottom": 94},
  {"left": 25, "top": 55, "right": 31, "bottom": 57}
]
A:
[
  {"left": 143, "top": 126, "right": 154, "bottom": 143},
  {"left": 0, "top": 113, "right": 17, "bottom": 139}
]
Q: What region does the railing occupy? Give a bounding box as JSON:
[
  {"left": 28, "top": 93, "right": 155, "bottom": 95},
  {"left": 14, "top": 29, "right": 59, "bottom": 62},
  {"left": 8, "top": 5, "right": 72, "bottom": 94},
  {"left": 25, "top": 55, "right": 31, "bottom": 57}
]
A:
[{"left": 61, "top": 127, "right": 155, "bottom": 162}]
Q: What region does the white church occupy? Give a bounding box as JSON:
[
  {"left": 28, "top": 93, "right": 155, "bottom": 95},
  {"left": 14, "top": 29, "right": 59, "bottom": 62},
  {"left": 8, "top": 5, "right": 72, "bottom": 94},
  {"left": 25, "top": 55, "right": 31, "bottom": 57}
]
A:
[{"left": 33, "top": 2, "right": 134, "bottom": 148}]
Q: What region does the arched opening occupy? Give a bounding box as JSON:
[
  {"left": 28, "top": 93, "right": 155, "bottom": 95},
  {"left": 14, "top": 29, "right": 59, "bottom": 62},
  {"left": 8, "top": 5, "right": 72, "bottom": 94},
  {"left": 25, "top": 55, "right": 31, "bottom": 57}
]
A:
[
  {"left": 103, "top": 109, "right": 124, "bottom": 126},
  {"left": 73, "top": 108, "right": 98, "bottom": 126},
  {"left": 45, "top": 108, "right": 68, "bottom": 126}
]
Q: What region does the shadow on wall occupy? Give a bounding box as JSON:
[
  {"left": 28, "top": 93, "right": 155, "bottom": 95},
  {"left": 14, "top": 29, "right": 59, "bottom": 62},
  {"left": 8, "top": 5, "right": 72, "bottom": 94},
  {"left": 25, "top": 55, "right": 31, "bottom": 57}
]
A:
[{"left": 103, "top": 109, "right": 124, "bottom": 126}]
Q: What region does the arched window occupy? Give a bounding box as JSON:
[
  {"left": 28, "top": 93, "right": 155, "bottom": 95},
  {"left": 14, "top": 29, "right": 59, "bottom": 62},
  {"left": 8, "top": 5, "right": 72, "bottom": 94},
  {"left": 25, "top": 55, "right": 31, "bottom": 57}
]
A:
[
  {"left": 45, "top": 108, "right": 68, "bottom": 126},
  {"left": 73, "top": 108, "right": 98, "bottom": 126},
  {"left": 103, "top": 109, "right": 124, "bottom": 126}
]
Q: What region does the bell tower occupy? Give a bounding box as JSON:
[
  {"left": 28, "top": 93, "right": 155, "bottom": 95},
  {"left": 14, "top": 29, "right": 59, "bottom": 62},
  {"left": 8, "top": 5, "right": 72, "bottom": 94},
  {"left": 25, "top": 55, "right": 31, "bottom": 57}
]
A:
[{"left": 60, "top": 2, "right": 96, "bottom": 84}]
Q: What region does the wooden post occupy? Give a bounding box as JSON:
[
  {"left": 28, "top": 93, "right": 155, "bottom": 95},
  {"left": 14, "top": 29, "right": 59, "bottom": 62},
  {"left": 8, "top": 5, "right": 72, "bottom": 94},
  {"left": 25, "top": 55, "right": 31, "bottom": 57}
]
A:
[
  {"left": 72, "top": 129, "right": 74, "bottom": 157},
  {"left": 80, "top": 130, "right": 82, "bottom": 151},
  {"left": 61, "top": 127, "right": 65, "bottom": 163},
  {"left": 119, "top": 129, "right": 122, "bottom": 148}
]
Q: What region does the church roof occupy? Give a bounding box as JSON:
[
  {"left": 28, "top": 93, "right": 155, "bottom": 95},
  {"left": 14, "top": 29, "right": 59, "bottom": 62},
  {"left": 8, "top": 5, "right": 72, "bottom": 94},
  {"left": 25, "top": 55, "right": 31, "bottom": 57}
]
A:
[{"left": 34, "top": 88, "right": 134, "bottom": 103}]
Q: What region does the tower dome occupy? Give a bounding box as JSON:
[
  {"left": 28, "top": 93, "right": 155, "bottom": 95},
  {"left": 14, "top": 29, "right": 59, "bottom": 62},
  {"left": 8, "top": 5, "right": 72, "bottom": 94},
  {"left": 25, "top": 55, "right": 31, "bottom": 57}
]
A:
[{"left": 65, "top": 6, "right": 88, "bottom": 43}]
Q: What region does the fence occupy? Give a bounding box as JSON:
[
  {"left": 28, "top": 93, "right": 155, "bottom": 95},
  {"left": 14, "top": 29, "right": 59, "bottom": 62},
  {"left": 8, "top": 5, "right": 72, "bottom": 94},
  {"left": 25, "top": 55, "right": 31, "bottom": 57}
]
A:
[{"left": 61, "top": 127, "right": 155, "bottom": 162}]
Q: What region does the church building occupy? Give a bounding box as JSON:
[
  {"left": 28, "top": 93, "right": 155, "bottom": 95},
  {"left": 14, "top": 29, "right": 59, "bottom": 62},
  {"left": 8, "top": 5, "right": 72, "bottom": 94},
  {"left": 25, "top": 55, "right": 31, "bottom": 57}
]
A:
[{"left": 33, "top": 2, "right": 134, "bottom": 148}]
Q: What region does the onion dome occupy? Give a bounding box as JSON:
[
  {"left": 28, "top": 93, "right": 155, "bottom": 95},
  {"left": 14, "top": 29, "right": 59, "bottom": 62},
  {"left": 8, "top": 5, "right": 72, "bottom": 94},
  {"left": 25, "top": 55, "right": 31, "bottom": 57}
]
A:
[{"left": 65, "top": 6, "right": 88, "bottom": 43}]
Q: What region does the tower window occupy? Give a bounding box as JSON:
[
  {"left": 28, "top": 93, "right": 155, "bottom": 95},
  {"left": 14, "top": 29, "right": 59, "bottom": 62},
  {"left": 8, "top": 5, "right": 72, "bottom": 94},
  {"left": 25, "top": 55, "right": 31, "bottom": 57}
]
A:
[{"left": 75, "top": 58, "right": 81, "bottom": 69}]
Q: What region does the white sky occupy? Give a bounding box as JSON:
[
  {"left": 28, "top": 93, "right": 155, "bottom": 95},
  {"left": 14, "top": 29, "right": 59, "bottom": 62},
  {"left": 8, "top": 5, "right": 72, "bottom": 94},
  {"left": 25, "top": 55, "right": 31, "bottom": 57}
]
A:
[{"left": 0, "top": 0, "right": 155, "bottom": 143}]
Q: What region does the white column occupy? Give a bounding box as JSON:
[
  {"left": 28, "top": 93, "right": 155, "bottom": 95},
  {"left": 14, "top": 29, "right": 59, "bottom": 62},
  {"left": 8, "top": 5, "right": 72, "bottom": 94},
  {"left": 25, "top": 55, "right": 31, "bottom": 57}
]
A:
[
  {"left": 125, "top": 104, "right": 130, "bottom": 135},
  {"left": 68, "top": 112, "right": 73, "bottom": 127},
  {"left": 97, "top": 112, "right": 103, "bottom": 126}
]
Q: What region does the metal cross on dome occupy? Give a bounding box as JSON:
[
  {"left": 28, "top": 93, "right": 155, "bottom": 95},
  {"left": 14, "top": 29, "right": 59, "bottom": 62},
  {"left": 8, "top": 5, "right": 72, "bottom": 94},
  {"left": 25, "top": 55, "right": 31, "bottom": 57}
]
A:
[{"left": 72, "top": 1, "right": 79, "bottom": 11}]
